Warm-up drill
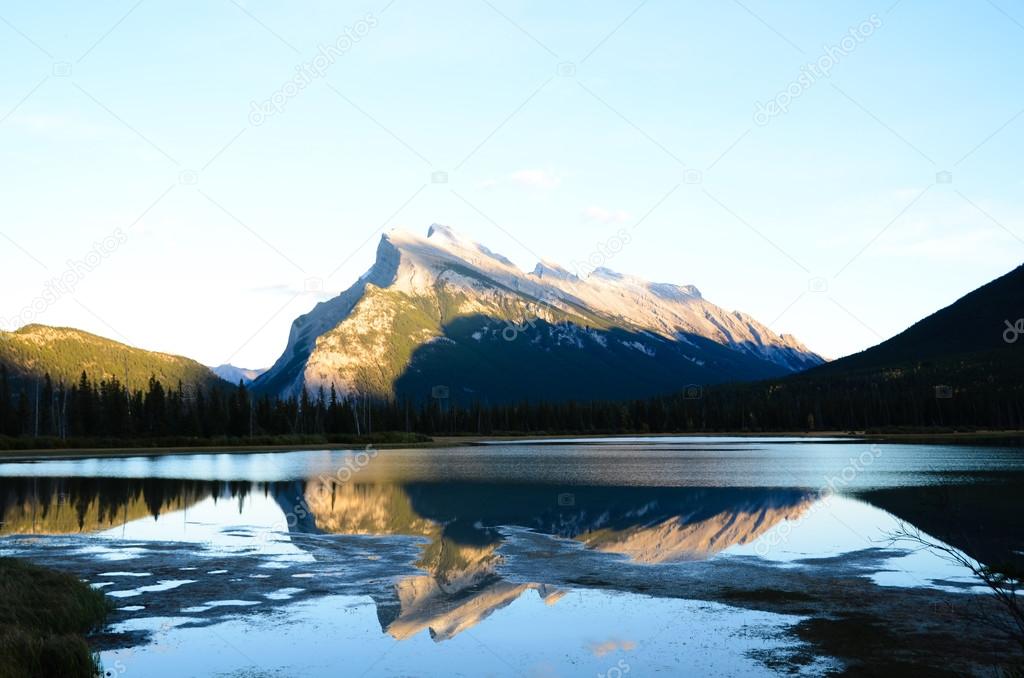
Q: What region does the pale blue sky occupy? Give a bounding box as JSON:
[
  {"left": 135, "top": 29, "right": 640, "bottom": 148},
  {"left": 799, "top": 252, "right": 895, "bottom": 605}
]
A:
[{"left": 1, "top": 0, "right": 1022, "bottom": 368}]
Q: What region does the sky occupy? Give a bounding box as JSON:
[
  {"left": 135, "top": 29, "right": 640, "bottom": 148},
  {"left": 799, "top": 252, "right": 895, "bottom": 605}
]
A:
[{"left": 1, "top": 0, "right": 1022, "bottom": 369}]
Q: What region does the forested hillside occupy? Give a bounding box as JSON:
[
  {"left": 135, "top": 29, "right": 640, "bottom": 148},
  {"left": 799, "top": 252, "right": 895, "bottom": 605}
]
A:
[{"left": 0, "top": 325, "right": 225, "bottom": 393}]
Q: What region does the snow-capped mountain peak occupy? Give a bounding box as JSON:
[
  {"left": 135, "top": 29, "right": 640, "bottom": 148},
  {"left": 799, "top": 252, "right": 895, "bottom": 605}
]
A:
[{"left": 253, "top": 225, "right": 823, "bottom": 400}]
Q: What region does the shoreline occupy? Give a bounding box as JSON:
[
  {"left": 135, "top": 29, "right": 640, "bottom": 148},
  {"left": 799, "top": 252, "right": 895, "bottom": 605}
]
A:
[{"left": 0, "top": 429, "right": 1021, "bottom": 462}]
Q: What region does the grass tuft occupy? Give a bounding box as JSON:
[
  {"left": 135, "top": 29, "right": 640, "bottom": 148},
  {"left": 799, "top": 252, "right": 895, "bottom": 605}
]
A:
[{"left": 0, "top": 557, "right": 110, "bottom": 678}]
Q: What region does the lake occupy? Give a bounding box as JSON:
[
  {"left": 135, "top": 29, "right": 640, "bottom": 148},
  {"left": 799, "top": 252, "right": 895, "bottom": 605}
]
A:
[{"left": 2, "top": 437, "right": 1022, "bottom": 676}]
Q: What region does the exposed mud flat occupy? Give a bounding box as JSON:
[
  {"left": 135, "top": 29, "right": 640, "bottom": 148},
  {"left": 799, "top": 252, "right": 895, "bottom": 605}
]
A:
[
  {"left": 497, "top": 528, "right": 1020, "bottom": 676},
  {"left": 2, "top": 524, "right": 1018, "bottom": 677},
  {"left": 1, "top": 529, "right": 836, "bottom": 677}
]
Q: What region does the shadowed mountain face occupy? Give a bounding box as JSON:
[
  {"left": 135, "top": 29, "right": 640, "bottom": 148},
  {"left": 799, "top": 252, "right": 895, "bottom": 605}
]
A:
[
  {"left": 809, "top": 263, "right": 1024, "bottom": 375},
  {"left": 394, "top": 316, "right": 806, "bottom": 403},
  {"left": 692, "top": 264, "right": 1024, "bottom": 431},
  {"left": 253, "top": 225, "right": 823, "bottom": 402}
]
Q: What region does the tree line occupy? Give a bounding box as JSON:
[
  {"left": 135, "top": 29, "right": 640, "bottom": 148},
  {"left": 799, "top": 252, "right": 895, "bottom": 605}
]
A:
[
  {"left": 2, "top": 351, "right": 1022, "bottom": 443},
  {"left": 0, "top": 366, "right": 386, "bottom": 440}
]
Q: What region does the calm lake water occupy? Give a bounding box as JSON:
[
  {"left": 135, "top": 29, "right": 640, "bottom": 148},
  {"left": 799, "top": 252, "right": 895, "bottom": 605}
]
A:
[{"left": 2, "top": 437, "right": 1022, "bottom": 676}]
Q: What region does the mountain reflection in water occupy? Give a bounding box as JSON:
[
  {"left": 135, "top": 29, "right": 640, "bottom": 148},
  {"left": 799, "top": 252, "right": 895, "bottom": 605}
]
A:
[
  {"left": 1, "top": 476, "right": 822, "bottom": 639},
  {"left": 1, "top": 476, "right": 817, "bottom": 560},
  {"left": 2, "top": 469, "right": 1021, "bottom": 647},
  {"left": 3, "top": 441, "right": 1023, "bottom": 677}
]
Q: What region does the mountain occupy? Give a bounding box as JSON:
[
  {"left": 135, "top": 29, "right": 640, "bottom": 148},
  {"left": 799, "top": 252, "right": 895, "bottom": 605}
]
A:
[
  {"left": 809, "top": 263, "right": 1024, "bottom": 375},
  {"left": 0, "top": 324, "right": 227, "bottom": 392},
  {"left": 671, "top": 263, "right": 1024, "bottom": 431},
  {"left": 211, "top": 364, "right": 267, "bottom": 385},
  {"left": 254, "top": 224, "right": 823, "bottom": 402}
]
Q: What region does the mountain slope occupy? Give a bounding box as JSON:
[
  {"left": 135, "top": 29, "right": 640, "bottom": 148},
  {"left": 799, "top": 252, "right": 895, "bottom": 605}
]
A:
[
  {"left": 809, "top": 263, "right": 1024, "bottom": 375},
  {"left": 254, "top": 225, "right": 823, "bottom": 402},
  {"left": 659, "top": 263, "right": 1024, "bottom": 432},
  {"left": 0, "top": 324, "right": 227, "bottom": 392}
]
